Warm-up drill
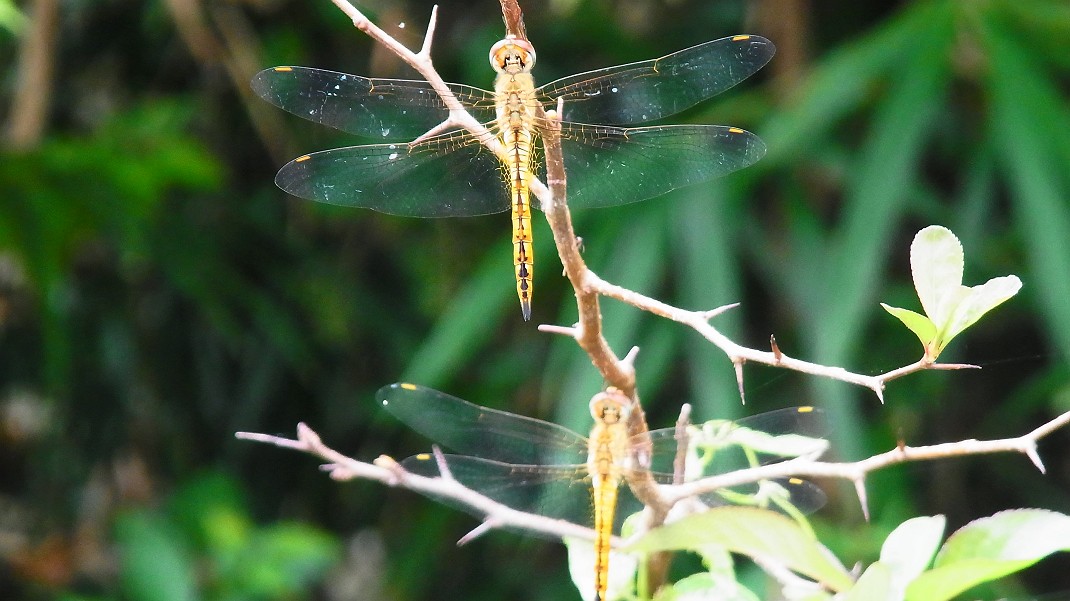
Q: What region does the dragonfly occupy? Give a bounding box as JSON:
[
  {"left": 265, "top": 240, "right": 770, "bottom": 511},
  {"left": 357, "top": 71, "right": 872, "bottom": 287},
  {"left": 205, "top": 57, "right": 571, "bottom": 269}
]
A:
[
  {"left": 252, "top": 34, "right": 775, "bottom": 320},
  {"left": 379, "top": 383, "right": 827, "bottom": 601}
]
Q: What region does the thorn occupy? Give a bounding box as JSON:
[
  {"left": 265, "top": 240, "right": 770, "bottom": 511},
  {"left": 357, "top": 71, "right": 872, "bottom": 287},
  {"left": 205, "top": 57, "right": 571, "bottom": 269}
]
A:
[
  {"left": 538, "top": 323, "right": 579, "bottom": 337},
  {"left": 874, "top": 384, "right": 885, "bottom": 405},
  {"left": 458, "top": 519, "right": 498, "bottom": 546},
  {"left": 770, "top": 334, "right": 782, "bottom": 363},
  {"left": 930, "top": 362, "right": 982, "bottom": 371},
  {"left": 1026, "top": 444, "right": 1046, "bottom": 474},
  {"left": 432, "top": 445, "right": 454, "bottom": 480},
  {"left": 622, "top": 346, "right": 641, "bottom": 367},
  {"left": 854, "top": 479, "right": 870, "bottom": 522},
  {"left": 733, "top": 359, "right": 746, "bottom": 405},
  {"left": 297, "top": 422, "right": 321, "bottom": 447},
  {"left": 420, "top": 5, "right": 438, "bottom": 56},
  {"left": 704, "top": 302, "right": 740, "bottom": 320}
]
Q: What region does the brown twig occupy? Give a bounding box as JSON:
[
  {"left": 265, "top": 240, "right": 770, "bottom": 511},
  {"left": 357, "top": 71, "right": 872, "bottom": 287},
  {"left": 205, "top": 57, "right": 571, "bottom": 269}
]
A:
[{"left": 4, "top": 0, "right": 58, "bottom": 150}]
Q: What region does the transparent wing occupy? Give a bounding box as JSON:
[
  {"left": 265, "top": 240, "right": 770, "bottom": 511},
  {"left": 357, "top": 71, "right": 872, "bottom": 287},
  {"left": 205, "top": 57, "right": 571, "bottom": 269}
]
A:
[
  {"left": 273, "top": 134, "right": 511, "bottom": 216},
  {"left": 251, "top": 67, "right": 497, "bottom": 139},
  {"left": 538, "top": 35, "right": 774, "bottom": 125},
  {"left": 645, "top": 407, "right": 828, "bottom": 514},
  {"left": 549, "top": 124, "right": 765, "bottom": 210},
  {"left": 379, "top": 383, "right": 589, "bottom": 465},
  {"left": 273, "top": 124, "right": 763, "bottom": 214},
  {"left": 401, "top": 454, "right": 646, "bottom": 536}
]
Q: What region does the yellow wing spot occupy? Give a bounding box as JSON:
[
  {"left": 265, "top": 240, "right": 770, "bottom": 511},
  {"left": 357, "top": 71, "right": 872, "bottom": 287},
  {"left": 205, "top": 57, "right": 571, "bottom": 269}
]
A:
[
  {"left": 788, "top": 477, "right": 804, "bottom": 485},
  {"left": 295, "top": 155, "right": 311, "bottom": 162},
  {"left": 400, "top": 382, "right": 418, "bottom": 391},
  {"left": 797, "top": 406, "right": 815, "bottom": 413},
  {"left": 728, "top": 127, "right": 745, "bottom": 134},
  {"left": 732, "top": 35, "right": 751, "bottom": 42},
  {"left": 274, "top": 66, "right": 294, "bottom": 72},
  {"left": 415, "top": 453, "right": 432, "bottom": 461}
]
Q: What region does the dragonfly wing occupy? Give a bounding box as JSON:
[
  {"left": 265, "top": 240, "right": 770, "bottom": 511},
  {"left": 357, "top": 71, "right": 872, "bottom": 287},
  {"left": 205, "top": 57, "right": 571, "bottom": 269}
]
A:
[
  {"left": 379, "top": 384, "right": 589, "bottom": 465},
  {"left": 252, "top": 67, "right": 497, "bottom": 139},
  {"left": 401, "top": 454, "right": 595, "bottom": 534},
  {"left": 538, "top": 35, "right": 774, "bottom": 125},
  {"left": 275, "top": 133, "right": 510, "bottom": 216},
  {"left": 546, "top": 124, "right": 765, "bottom": 210},
  {"left": 698, "top": 477, "right": 827, "bottom": 515},
  {"left": 645, "top": 407, "right": 828, "bottom": 514}
]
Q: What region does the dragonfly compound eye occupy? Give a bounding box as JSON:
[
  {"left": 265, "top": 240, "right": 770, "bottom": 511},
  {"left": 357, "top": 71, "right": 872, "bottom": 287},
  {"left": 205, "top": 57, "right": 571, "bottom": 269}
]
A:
[{"left": 489, "top": 36, "right": 536, "bottom": 73}]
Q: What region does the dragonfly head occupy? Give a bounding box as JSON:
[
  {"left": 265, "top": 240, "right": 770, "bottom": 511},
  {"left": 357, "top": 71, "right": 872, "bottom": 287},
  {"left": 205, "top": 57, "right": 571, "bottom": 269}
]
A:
[
  {"left": 490, "top": 35, "right": 536, "bottom": 75},
  {"left": 589, "top": 387, "right": 630, "bottom": 425}
]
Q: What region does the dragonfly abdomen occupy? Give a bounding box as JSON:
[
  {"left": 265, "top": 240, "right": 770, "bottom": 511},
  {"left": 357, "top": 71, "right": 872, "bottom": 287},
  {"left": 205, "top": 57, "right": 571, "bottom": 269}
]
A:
[
  {"left": 494, "top": 62, "right": 539, "bottom": 321},
  {"left": 503, "top": 125, "right": 535, "bottom": 321},
  {"left": 591, "top": 480, "right": 619, "bottom": 601}
]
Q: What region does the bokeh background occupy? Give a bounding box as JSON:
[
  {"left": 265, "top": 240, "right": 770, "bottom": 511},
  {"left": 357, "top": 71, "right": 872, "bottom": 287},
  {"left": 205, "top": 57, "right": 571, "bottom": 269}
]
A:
[{"left": 2, "top": 0, "right": 1069, "bottom": 599}]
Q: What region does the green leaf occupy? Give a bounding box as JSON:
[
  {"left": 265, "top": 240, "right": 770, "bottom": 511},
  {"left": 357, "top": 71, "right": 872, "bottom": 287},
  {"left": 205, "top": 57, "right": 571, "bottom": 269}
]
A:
[
  {"left": 665, "top": 572, "right": 761, "bottom": 601},
  {"left": 911, "top": 226, "right": 966, "bottom": 328},
  {"left": 880, "top": 515, "right": 945, "bottom": 578},
  {"left": 880, "top": 304, "right": 937, "bottom": 349},
  {"left": 904, "top": 509, "right": 1070, "bottom": 601},
  {"left": 884, "top": 226, "right": 1021, "bottom": 359},
  {"left": 626, "top": 507, "right": 854, "bottom": 592},
  {"left": 0, "top": 0, "right": 26, "bottom": 34},
  {"left": 231, "top": 522, "right": 341, "bottom": 597},
  {"left": 114, "top": 511, "right": 196, "bottom": 601},
  {"left": 879, "top": 516, "right": 946, "bottom": 599},
  {"left": 842, "top": 562, "right": 895, "bottom": 601},
  {"left": 940, "top": 274, "right": 1022, "bottom": 346}
]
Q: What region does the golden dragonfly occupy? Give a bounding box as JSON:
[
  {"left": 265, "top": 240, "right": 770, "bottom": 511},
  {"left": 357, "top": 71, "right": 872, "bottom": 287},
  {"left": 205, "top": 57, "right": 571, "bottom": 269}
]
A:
[
  {"left": 252, "top": 34, "right": 774, "bottom": 320},
  {"left": 379, "top": 383, "right": 826, "bottom": 601}
]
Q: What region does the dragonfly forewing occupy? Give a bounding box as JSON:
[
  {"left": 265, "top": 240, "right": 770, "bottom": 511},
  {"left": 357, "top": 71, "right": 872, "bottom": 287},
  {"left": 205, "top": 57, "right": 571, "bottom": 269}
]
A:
[
  {"left": 379, "top": 383, "right": 588, "bottom": 465},
  {"left": 539, "top": 35, "right": 775, "bottom": 126},
  {"left": 252, "top": 67, "right": 498, "bottom": 139}
]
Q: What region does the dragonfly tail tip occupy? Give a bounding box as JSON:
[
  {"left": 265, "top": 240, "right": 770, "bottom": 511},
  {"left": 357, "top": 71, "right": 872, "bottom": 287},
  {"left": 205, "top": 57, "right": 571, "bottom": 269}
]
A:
[{"left": 521, "top": 300, "right": 532, "bottom": 321}]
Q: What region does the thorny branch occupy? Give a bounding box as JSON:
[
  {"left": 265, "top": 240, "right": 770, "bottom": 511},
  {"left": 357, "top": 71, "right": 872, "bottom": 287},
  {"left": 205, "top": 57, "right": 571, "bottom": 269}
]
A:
[
  {"left": 237, "top": 407, "right": 1070, "bottom": 543},
  {"left": 238, "top": 0, "right": 1064, "bottom": 592},
  {"left": 312, "top": 1, "right": 962, "bottom": 405}
]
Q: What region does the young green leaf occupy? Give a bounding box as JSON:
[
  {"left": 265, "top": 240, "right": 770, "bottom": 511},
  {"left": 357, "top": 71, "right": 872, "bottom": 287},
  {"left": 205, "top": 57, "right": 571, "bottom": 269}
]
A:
[
  {"left": 842, "top": 562, "right": 896, "bottom": 601},
  {"left": 625, "top": 506, "right": 854, "bottom": 592},
  {"left": 878, "top": 515, "right": 947, "bottom": 600},
  {"left": 667, "top": 572, "right": 762, "bottom": 601},
  {"left": 904, "top": 509, "right": 1070, "bottom": 601},
  {"left": 881, "top": 225, "right": 1021, "bottom": 360}
]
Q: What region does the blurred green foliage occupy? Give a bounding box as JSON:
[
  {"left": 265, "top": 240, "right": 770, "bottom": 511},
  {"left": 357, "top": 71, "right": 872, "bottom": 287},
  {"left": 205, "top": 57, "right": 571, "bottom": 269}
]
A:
[{"left": 1, "top": 0, "right": 1069, "bottom": 599}]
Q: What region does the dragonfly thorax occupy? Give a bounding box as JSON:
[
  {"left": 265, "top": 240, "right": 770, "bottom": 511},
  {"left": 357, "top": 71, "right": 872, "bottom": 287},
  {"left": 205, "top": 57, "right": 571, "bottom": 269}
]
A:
[{"left": 489, "top": 36, "right": 536, "bottom": 75}]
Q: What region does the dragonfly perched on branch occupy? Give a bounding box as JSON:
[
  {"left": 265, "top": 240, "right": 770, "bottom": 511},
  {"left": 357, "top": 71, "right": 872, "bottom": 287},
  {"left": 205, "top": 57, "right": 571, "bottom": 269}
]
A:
[
  {"left": 253, "top": 34, "right": 774, "bottom": 320},
  {"left": 379, "top": 383, "right": 826, "bottom": 601}
]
